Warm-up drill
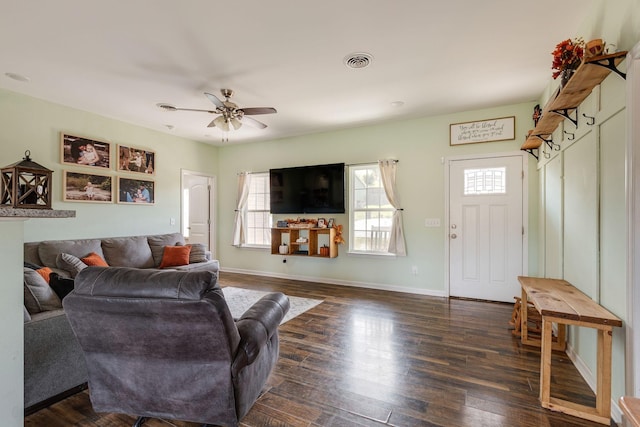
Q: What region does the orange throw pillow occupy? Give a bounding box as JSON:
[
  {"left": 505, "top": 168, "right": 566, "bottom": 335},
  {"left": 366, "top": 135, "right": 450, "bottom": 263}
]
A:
[
  {"left": 36, "top": 267, "right": 53, "bottom": 283},
  {"left": 159, "top": 245, "right": 191, "bottom": 268},
  {"left": 81, "top": 252, "right": 109, "bottom": 267}
]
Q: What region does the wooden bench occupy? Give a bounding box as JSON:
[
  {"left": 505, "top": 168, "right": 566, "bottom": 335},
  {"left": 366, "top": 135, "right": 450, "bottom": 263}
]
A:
[{"left": 518, "top": 276, "right": 623, "bottom": 425}]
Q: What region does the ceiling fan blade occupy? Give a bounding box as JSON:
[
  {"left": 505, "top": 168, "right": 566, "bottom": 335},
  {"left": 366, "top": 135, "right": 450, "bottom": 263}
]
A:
[
  {"left": 242, "top": 115, "right": 268, "bottom": 129},
  {"left": 239, "top": 107, "right": 277, "bottom": 115},
  {"left": 174, "top": 107, "right": 218, "bottom": 114},
  {"left": 204, "top": 92, "right": 224, "bottom": 109}
]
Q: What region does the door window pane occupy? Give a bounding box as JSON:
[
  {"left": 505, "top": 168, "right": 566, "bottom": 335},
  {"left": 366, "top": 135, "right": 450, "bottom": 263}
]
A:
[{"left": 464, "top": 167, "right": 506, "bottom": 195}]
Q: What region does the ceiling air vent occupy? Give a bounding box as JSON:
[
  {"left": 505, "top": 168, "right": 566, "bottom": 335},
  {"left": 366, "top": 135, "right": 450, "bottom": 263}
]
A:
[{"left": 344, "top": 52, "right": 373, "bottom": 69}]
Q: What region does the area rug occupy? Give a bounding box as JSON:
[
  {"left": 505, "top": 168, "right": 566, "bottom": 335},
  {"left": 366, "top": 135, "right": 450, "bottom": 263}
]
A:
[{"left": 222, "top": 286, "right": 323, "bottom": 324}]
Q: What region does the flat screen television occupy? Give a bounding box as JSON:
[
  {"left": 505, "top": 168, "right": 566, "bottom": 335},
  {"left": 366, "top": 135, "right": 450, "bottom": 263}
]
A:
[{"left": 269, "top": 163, "right": 345, "bottom": 214}]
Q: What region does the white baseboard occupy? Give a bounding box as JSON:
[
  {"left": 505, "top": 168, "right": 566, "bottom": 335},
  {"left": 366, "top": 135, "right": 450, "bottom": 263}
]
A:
[
  {"left": 565, "top": 342, "right": 622, "bottom": 424},
  {"left": 219, "top": 267, "right": 448, "bottom": 298}
]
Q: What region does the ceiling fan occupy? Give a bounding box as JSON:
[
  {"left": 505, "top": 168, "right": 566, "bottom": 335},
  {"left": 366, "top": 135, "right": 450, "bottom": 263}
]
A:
[{"left": 159, "top": 89, "right": 277, "bottom": 132}]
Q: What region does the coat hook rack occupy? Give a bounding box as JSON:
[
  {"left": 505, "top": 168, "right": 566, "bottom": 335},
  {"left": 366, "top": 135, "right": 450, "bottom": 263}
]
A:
[
  {"left": 582, "top": 113, "right": 596, "bottom": 126},
  {"left": 564, "top": 130, "right": 575, "bottom": 141}
]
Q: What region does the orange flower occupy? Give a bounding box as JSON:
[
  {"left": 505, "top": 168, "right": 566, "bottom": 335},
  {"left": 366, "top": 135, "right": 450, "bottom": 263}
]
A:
[{"left": 551, "top": 38, "right": 585, "bottom": 79}]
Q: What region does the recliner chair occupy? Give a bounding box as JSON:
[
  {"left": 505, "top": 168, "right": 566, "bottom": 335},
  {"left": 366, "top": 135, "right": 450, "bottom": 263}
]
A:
[{"left": 64, "top": 266, "right": 289, "bottom": 427}]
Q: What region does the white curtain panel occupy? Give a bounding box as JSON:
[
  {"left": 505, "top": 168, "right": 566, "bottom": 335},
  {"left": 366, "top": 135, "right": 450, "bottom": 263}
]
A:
[
  {"left": 378, "top": 159, "right": 407, "bottom": 256},
  {"left": 232, "top": 172, "right": 251, "bottom": 247}
]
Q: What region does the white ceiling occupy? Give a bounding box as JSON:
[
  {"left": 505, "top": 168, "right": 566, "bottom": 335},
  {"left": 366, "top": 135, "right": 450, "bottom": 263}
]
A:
[{"left": 1, "top": 0, "right": 592, "bottom": 145}]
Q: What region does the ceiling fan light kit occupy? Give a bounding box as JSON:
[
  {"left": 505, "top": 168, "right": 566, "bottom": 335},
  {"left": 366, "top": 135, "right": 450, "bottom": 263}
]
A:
[{"left": 159, "top": 89, "right": 276, "bottom": 141}]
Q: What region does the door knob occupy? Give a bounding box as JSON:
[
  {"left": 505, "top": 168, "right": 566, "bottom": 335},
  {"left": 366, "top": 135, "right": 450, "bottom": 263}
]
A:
[{"left": 451, "top": 233, "right": 457, "bottom": 239}]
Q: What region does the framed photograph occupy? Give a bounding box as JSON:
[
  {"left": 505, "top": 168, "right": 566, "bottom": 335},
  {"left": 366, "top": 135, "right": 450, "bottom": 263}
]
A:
[
  {"left": 118, "top": 144, "right": 155, "bottom": 175},
  {"left": 317, "top": 218, "right": 327, "bottom": 228},
  {"left": 63, "top": 171, "right": 113, "bottom": 203},
  {"left": 61, "top": 133, "right": 111, "bottom": 169},
  {"left": 117, "top": 177, "right": 154, "bottom": 204},
  {"left": 449, "top": 116, "right": 515, "bottom": 145},
  {"left": 327, "top": 218, "right": 335, "bottom": 228}
]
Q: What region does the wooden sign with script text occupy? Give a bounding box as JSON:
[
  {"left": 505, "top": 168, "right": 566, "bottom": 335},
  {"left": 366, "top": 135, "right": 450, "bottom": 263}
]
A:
[{"left": 450, "top": 116, "right": 515, "bottom": 145}]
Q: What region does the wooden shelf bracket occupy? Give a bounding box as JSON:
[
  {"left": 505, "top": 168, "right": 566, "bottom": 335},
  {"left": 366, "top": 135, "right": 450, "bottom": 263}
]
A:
[
  {"left": 535, "top": 134, "right": 560, "bottom": 151},
  {"left": 523, "top": 148, "right": 539, "bottom": 160},
  {"left": 550, "top": 107, "right": 578, "bottom": 127},
  {"left": 589, "top": 56, "right": 627, "bottom": 79}
]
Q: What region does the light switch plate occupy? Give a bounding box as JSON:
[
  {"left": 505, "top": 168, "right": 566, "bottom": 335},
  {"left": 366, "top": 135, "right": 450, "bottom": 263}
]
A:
[{"left": 424, "top": 218, "right": 441, "bottom": 227}]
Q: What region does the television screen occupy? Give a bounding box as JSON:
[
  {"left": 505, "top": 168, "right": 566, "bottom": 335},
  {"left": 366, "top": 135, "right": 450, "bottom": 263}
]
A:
[{"left": 270, "top": 163, "right": 345, "bottom": 214}]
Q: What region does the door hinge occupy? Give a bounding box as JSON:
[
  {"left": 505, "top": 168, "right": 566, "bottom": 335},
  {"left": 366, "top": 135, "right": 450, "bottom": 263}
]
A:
[
  {"left": 522, "top": 226, "right": 525, "bottom": 236},
  {"left": 522, "top": 170, "right": 525, "bottom": 179}
]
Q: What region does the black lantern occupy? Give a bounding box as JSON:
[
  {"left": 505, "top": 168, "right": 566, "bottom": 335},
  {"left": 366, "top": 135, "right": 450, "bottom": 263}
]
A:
[{"left": 1, "top": 150, "right": 53, "bottom": 209}]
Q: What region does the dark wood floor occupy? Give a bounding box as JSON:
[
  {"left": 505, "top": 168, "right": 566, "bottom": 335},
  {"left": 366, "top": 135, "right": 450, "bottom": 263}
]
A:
[{"left": 25, "top": 272, "right": 615, "bottom": 427}]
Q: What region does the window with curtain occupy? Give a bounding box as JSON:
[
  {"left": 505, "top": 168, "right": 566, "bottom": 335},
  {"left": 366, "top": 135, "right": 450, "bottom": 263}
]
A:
[
  {"left": 244, "top": 172, "right": 271, "bottom": 247},
  {"left": 349, "top": 164, "right": 394, "bottom": 254}
]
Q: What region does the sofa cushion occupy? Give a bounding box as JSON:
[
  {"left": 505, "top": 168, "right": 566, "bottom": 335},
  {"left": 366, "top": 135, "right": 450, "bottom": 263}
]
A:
[
  {"left": 24, "top": 305, "right": 31, "bottom": 323},
  {"left": 81, "top": 252, "right": 109, "bottom": 267},
  {"left": 188, "top": 243, "right": 208, "bottom": 264},
  {"left": 36, "top": 267, "right": 53, "bottom": 283},
  {"left": 38, "top": 239, "right": 104, "bottom": 269},
  {"left": 159, "top": 245, "right": 191, "bottom": 268},
  {"left": 56, "top": 253, "right": 88, "bottom": 278},
  {"left": 101, "top": 236, "right": 155, "bottom": 268},
  {"left": 147, "top": 233, "right": 185, "bottom": 267},
  {"left": 24, "top": 261, "right": 42, "bottom": 270},
  {"left": 24, "top": 268, "right": 62, "bottom": 314}
]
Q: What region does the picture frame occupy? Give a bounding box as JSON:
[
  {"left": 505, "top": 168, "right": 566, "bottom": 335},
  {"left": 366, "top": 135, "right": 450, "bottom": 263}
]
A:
[
  {"left": 118, "top": 144, "right": 155, "bottom": 175},
  {"left": 117, "top": 177, "right": 155, "bottom": 204},
  {"left": 327, "top": 218, "right": 335, "bottom": 228},
  {"left": 61, "top": 133, "right": 111, "bottom": 169},
  {"left": 449, "top": 116, "right": 515, "bottom": 145},
  {"left": 62, "top": 171, "right": 113, "bottom": 203},
  {"left": 317, "top": 218, "right": 327, "bottom": 228}
]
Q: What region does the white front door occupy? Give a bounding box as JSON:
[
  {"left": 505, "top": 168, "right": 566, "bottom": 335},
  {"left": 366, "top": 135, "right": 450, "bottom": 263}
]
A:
[
  {"left": 449, "top": 155, "right": 524, "bottom": 302},
  {"left": 181, "top": 171, "right": 214, "bottom": 251}
]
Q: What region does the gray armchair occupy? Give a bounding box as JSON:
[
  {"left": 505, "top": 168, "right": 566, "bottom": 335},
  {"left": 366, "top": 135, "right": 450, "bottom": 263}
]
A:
[{"left": 63, "top": 267, "right": 289, "bottom": 427}]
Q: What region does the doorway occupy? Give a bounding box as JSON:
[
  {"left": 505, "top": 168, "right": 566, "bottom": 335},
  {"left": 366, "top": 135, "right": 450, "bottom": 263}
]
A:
[
  {"left": 181, "top": 170, "right": 215, "bottom": 253},
  {"left": 447, "top": 153, "right": 526, "bottom": 302}
]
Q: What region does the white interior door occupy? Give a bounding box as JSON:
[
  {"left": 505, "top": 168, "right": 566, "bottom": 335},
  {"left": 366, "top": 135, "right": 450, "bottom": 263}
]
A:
[
  {"left": 181, "top": 171, "right": 214, "bottom": 250},
  {"left": 449, "top": 155, "right": 524, "bottom": 302}
]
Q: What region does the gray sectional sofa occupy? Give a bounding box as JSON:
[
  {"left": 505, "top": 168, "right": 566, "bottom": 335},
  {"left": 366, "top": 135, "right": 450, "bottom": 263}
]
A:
[{"left": 23, "top": 232, "right": 219, "bottom": 411}]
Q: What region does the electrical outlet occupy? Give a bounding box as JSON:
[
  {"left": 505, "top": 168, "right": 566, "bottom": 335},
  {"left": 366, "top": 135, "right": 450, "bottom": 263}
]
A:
[
  {"left": 170, "top": 218, "right": 176, "bottom": 226},
  {"left": 424, "top": 218, "right": 441, "bottom": 227},
  {"left": 412, "top": 265, "right": 418, "bottom": 275}
]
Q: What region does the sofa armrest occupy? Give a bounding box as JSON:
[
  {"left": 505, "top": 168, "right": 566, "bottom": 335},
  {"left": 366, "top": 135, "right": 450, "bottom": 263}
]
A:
[{"left": 231, "top": 292, "right": 289, "bottom": 375}]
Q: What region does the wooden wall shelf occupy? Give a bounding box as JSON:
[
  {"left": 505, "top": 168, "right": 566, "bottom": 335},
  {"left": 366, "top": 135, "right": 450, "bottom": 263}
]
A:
[
  {"left": 521, "top": 51, "right": 628, "bottom": 154},
  {"left": 271, "top": 227, "right": 338, "bottom": 258}
]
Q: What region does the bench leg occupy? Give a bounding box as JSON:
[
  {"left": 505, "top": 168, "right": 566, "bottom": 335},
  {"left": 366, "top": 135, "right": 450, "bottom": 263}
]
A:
[
  {"left": 596, "top": 328, "right": 613, "bottom": 419},
  {"left": 540, "top": 318, "right": 553, "bottom": 405}
]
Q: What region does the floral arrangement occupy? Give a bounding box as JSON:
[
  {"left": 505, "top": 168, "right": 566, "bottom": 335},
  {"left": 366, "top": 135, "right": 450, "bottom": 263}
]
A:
[{"left": 551, "top": 38, "right": 585, "bottom": 79}]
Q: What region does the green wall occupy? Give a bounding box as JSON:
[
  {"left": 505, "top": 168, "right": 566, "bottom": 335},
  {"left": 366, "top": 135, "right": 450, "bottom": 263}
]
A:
[
  {"left": 217, "top": 102, "right": 539, "bottom": 294},
  {"left": 0, "top": 89, "right": 219, "bottom": 242}
]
